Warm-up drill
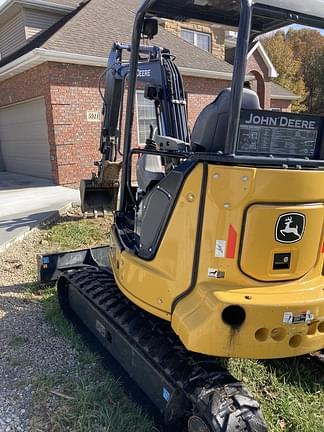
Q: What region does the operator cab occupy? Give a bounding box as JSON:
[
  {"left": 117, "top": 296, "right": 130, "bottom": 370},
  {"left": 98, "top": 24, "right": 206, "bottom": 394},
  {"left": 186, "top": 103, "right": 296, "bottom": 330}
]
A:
[
  {"left": 136, "top": 87, "right": 261, "bottom": 192},
  {"left": 116, "top": 0, "right": 324, "bottom": 258}
]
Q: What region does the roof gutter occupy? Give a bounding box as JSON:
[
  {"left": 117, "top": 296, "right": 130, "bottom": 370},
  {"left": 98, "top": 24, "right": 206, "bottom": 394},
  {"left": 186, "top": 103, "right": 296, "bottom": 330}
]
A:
[
  {"left": 178, "top": 66, "right": 232, "bottom": 80},
  {"left": 44, "top": 50, "right": 237, "bottom": 80},
  {"left": 271, "top": 94, "right": 300, "bottom": 101},
  {"left": 36, "top": 48, "right": 109, "bottom": 67},
  {"left": 0, "top": 49, "right": 43, "bottom": 81},
  {"left": 0, "top": 48, "right": 255, "bottom": 82},
  {"left": 0, "top": 49, "right": 107, "bottom": 82},
  {"left": 0, "top": 0, "right": 74, "bottom": 16}
]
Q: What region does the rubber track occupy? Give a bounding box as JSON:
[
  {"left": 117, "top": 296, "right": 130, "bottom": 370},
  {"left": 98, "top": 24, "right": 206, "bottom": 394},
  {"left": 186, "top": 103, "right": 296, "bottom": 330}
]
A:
[{"left": 61, "top": 267, "right": 267, "bottom": 431}]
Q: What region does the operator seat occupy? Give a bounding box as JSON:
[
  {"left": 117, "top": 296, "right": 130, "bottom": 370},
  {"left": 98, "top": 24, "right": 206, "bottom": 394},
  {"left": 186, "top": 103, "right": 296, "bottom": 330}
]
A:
[{"left": 191, "top": 88, "right": 261, "bottom": 153}]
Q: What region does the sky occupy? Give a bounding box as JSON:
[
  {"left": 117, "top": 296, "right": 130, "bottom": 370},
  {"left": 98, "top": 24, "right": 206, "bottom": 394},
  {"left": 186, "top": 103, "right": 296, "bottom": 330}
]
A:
[{"left": 289, "top": 24, "right": 324, "bottom": 34}]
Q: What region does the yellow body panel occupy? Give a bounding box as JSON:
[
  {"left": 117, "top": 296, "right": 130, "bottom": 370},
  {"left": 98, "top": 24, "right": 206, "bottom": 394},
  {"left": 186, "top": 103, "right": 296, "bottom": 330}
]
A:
[
  {"left": 111, "top": 163, "right": 324, "bottom": 359},
  {"left": 110, "top": 164, "right": 204, "bottom": 319},
  {"left": 171, "top": 280, "right": 324, "bottom": 359}
]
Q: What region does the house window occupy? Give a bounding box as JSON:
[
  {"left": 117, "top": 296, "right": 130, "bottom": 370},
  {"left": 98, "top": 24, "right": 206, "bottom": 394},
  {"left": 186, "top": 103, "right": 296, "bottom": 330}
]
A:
[
  {"left": 180, "top": 28, "right": 211, "bottom": 52},
  {"left": 136, "top": 90, "right": 157, "bottom": 146}
]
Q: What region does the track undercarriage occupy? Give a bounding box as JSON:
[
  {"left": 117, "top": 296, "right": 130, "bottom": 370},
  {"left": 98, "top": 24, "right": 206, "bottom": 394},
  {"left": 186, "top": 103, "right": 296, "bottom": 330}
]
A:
[{"left": 57, "top": 266, "right": 267, "bottom": 432}]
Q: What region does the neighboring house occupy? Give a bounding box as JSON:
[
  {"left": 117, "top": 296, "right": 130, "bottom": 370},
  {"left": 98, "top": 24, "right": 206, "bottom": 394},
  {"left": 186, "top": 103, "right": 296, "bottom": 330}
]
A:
[
  {"left": 0, "top": 0, "right": 298, "bottom": 186},
  {"left": 0, "top": 0, "right": 76, "bottom": 59},
  {"left": 162, "top": 20, "right": 298, "bottom": 110},
  {"left": 225, "top": 40, "right": 299, "bottom": 111},
  {"left": 270, "top": 82, "right": 300, "bottom": 112}
]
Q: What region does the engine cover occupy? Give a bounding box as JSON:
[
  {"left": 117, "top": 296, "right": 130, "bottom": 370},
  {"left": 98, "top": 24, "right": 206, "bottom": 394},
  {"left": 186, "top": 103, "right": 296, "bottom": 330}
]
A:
[{"left": 240, "top": 203, "right": 324, "bottom": 281}]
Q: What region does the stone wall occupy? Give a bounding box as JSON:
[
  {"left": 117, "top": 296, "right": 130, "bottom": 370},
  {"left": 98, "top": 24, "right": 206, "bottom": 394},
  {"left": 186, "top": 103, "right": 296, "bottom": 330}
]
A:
[{"left": 161, "top": 19, "right": 225, "bottom": 60}]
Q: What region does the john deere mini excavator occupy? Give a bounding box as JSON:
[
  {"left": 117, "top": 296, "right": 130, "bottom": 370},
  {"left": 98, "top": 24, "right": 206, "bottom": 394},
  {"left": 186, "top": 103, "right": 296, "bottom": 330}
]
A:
[{"left": 39, "top": 1, "right": 324, "bottom": 430}]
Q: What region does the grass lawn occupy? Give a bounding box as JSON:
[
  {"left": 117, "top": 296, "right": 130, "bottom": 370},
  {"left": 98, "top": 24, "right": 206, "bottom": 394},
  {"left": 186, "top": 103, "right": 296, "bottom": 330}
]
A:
[
  {"left": 33, "top": 211, "right": 324, "bottom": 432},
  {"left": 37, "top": 289, "right": 156, "bottom": 432}
]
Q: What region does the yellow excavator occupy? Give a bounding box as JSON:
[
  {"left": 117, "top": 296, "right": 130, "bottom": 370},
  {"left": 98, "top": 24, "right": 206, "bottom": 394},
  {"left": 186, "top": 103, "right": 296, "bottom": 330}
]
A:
[{"left": 38, "top": 1, "right": 324, "bottom": 430}]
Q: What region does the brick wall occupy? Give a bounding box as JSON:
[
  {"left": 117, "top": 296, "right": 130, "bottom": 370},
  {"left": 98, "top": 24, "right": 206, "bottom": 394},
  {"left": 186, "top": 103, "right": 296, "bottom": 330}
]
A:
[
  {"left": 50, "top": 67, "right": 231, "bottom": 185},
  {"left": 48, "top": 62, "right": 103, "bottom": 186},
  {"left": 0, "top": 61, "right": 231, "bottom": 186},
  {"left": 47, "top": 63, "right": 148, "bottom": 186},
  {"left": 48, "top": 65, "right": 230, "bottom": 186},
  {"left": 0, "top": 62, "right": 58, "bottom": 180},
  {"left": 247, "top": 50, "right": 271, "bottom": 109},
  {"left": 183, "top": 76, "right": 230, "bottom": 128},
  {"left": 270, "top": 99, "right": 292, "bottom": 112},
  {"left": 161, "top": 20, "right": 225, "bottom": 60},
  {"left": 0, "top": 62, "right": 107, "bottom": 186}
]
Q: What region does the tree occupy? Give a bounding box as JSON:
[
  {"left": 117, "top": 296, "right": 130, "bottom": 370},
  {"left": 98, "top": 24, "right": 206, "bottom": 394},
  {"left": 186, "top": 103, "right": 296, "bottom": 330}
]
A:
[
  {"left": 312, "top": 51, "right": 324, "bottom": 113},
  {"left": 263, "top": 31, "right": 306, "bottom": 111},
  {"left": 263, "top": 28, "right": 324, "bottom": 112},
  {"left": 286, "top": 29, "right": 324, "bottom": 111}
]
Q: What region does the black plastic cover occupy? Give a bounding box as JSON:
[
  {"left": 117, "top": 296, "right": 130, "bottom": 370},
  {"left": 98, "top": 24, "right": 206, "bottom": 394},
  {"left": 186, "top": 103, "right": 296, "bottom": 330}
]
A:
[{"left": 137, "top": 160, "right": 196, "bottom": 259}]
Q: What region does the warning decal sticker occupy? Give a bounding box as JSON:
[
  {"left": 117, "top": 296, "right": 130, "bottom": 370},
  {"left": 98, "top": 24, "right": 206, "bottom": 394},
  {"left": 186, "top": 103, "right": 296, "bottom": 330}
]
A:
[
  {"left": 215, "top": 240, "right": 226, "bottom": 258},
  {"left": 215, "top": 225, "right": 238, "bottom": 259},
  {"left": 208, "top": 268, "right": 225, "bottom": 279},
  {"left": 283, "top": 311, "right": 314, "bottom": 325}
]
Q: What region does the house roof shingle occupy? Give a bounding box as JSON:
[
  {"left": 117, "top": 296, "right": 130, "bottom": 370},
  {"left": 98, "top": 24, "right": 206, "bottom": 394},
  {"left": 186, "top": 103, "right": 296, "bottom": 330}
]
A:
[
  {"left": 43, "top": 0, "right": 233, "bottom": 74},
  {"left": 0, "top": 0, "right": 233, "bottom": 76},
  {"left": 0, "top": 1, "right": 86, "bottom": 68},
  {"left": 270, "top": 82, "right": 299, "bottom": 100}
]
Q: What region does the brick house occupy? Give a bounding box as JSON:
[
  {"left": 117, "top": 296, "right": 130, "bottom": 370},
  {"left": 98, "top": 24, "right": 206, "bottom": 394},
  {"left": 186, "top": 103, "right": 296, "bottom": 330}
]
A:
[{"left": 0, "top": 0, "right": 298, "bottom": 186}]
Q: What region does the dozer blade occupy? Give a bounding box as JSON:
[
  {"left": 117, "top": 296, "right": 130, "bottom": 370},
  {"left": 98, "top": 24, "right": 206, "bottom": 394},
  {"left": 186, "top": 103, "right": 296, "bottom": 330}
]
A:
[
  {"left": 80, "top": 179, "right": 118, "bottom": 217},
  {"left": 37, "top": 245, "right": 110, "bottom": 284},
  {"left": 80, "top": 161, "right": 122, "bottom": 217}
]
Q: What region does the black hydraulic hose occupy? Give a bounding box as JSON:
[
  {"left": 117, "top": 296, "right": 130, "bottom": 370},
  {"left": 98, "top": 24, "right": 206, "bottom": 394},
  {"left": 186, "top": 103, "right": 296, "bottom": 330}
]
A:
[
  {"left": 117, "top": 80, "right": 126, "bottom": 157},
  {"left": 98, "top": 67, "right": 111, "bottom": 104}
]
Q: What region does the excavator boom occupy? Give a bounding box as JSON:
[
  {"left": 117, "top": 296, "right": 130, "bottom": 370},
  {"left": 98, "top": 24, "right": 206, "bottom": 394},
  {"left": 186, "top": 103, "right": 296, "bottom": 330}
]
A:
[{"left": 80, "top": 42, "right": 189, "bottom": 216}]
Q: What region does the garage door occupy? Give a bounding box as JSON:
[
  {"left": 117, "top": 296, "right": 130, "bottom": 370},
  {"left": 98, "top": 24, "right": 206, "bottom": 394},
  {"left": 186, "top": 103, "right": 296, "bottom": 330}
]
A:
[{"left": 0, "top": 98, "right": 52, "bottom": 179}]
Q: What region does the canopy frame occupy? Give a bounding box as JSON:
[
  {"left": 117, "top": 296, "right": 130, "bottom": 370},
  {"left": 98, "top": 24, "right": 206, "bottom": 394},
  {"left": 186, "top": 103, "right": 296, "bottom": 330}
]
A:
[{"left": 118, "top": 0, "right": 324, "bottom": 211}]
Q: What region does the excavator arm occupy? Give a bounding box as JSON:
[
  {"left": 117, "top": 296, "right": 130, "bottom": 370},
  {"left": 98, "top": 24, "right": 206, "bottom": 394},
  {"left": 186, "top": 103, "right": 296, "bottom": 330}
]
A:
[{"left": 81, "top": 42, "right": 189, "bottom": 216}]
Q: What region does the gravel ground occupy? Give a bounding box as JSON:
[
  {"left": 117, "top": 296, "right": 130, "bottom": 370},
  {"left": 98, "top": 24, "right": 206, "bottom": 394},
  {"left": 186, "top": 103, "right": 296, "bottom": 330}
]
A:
[{"left": 0, "top": 215, "right": 100, "bottom": 432}]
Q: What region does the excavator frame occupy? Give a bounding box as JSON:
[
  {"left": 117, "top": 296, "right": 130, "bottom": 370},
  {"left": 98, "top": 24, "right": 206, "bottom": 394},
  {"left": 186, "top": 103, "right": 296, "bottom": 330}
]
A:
[{"left": 38, "top": 1, "right": 324, "bottom": 430}]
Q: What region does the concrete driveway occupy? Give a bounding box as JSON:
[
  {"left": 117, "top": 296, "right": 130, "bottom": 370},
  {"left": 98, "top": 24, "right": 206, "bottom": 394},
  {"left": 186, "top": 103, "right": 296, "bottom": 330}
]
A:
[{"left": 0, "top": 172, "right": 80, "bottom": 251}]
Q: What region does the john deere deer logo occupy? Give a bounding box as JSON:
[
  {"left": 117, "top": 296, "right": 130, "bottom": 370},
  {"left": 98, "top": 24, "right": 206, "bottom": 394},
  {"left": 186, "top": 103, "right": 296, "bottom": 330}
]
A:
[
  {"left": 275, "top": 213, "right": 305, "bottom": 244},
  {"left": 281, "top": 216, "right": 301, "bottom": 238}
]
